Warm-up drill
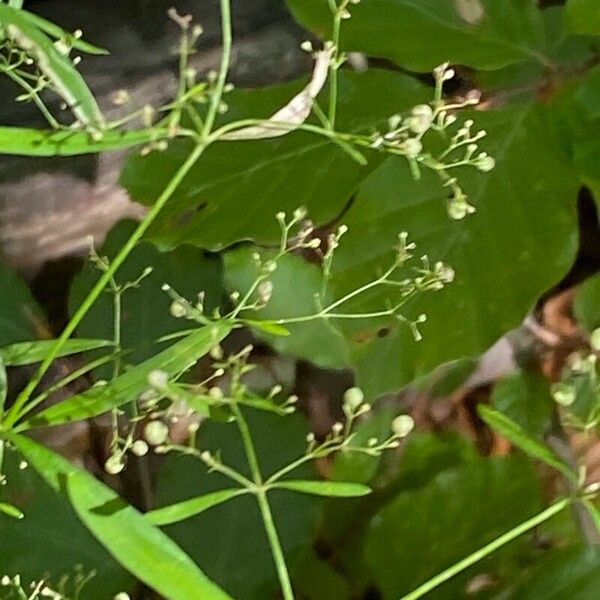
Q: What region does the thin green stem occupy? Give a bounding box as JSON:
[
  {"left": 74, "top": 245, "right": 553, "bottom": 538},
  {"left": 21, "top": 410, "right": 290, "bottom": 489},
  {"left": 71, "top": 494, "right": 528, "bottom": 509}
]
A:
[
  {"left": 231, "top": 402, "right": 294, "bottom": 600},
  {"left": 399, "top": 497, "right": 570, "bottom": 600},
  {"left": 202, "top": 0, "right": 233, "bottom": 138},
  {"left": 327, "top": 0, "right": 344, "bottom": 129},
  {"left": 4, "top": 141, "right": 206, "bottom": 428},
  {"left": 112, "top": 288, "right": 122, "bottom": 381},
  {"left": 256, "top": 489, "right": 295, "bottom": 600},
  {"left": 2, "top": 67, "right": 60, "bottom": 128}
]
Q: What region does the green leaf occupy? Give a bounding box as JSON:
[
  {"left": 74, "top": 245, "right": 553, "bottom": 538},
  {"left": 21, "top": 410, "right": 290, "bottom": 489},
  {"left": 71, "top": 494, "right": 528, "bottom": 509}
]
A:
[
  {"left": 243, "top": 320, "right": 290, "bottom": 337},
  {"left": 145, "top": 489, "right": 249, "bottom": 526},
  {"left": 0, "top": 126, "right": 164, "bottom": 156},
  {"left": 155, "top": 411, "right": 319, "bottom": 599},
  {"left": 224, "top": 249, "right": 349, "bottom": 368},
  {"left": 22, "top": 321, "right": 232, "bottom": 428},
  {"left": 566, "top": 0, "right": 600, "bottom": 35},
  {"left": 0, "top": 338, "right": 112, "bottom": 366},
  {"left": 1, "top": 434, "right": 133, "bottom": 599},
  {"left": 69, "top": 219, "right": 224, "bottom": 378},
  {"left": 4, "top": 6, "right": 108, "bottom": 54},
  {"left": 272, "top": 480, "right": 372, "bottom": 498},
  {"left": 0, "top": 501, "right": 23, "bottom": 519},
  {"left": 478, "top": 405, "right": 573, "bottom": 478},
  {"left": 574, "top": 272, "right": 600, "bottom": 331},
  {"left": 286, "top": 0, "right": 548, "bottom": 71},
  {"left": 491, "top": 370, "right": 554, "bottom": 440},
  {"left": 366, "top": 457, "right": 542, "bottom": 599},
  {"left": 0, "top": 4, "right": 103, "bottom": 128},
  {"left": 508, "top": 546, "right": 600, "bottom": 598},
  {"left": 121, "top": 70, "right": 429, "bottom": 250},
  {"left": 67, "top": 472, "right": 232, "bottom": 600},
  {"left": 337, "top": 102, "right": 577, "bottom": 396},
  {"left": 5, "top": 433, "right": 231, "bottom": 600},
  {"left": 0, "top": 262, "right": 40, "bottom": 344}
]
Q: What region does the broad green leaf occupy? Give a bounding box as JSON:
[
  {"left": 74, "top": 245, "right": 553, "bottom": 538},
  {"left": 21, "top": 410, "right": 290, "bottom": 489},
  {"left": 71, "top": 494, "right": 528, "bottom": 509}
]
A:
[
  {"left": 336, "top": 102, "right": 577, "bottom": 396},
  {"left": 145, "top": 489, "right": 249, "bottom": 526},
  {"left": 0, "top": 501, "right": 23, "bottom": 519},
  {"left": 566, "top": 0, "right": 600, "bottom": 35},
  {"left": 478, "top": 405, "right": 573, "bottom": 478},
  {"left": 574, "top": 273, "right": 600, "bottom": 331},
  {"left": 286, "top": 0, "right": 548, "bottom": 71},
  {"left": 272, "top": 480, "right": 372, "bottom": 498},
  {"left": 224, "top": 249, "right": 349, "bottom": 368},
  {"left": 121, "top": 70, "right": 429, "bottom": 250},
  {"left": 156, "top": 411, "right": 319, "bottom": 599},
  {"left": 0, "top": 338, "right": 111, "bottom": 365},
  {"left": 1, "top": 434, "right": 133, "bottom": 598},
  {"left": 69, "top": 219, "right": 224, "bottom": 378},
  {"left": 0, "top": 4, "right": 103, "bottom": 128},
  {"left": 22, "top": 321, "right": 232, "bottom": 428},
  {"left": 491, "top": 370, "right": 554, "bottom": 440},
  {"left": 366, "top": 457, "right": 541, "bottom": 599},
  {"left": 508, "top": 546, "right": 600, "bottom": 598},
  {"left": 0, "top": 126, "right": 164, "bottom": 156},
  {"left": 67, "top": 472, "right": 232, "bottom": 600},
  {"left": 0, "top": 262, "right": 39, "bottom": 344}
]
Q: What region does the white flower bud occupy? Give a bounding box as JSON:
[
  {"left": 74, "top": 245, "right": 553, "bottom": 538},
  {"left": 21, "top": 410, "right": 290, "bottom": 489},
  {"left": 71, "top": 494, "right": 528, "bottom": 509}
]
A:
[
  {"left": 144, "top": 421, "right": 169, "bottom": 446},
  {"left": 392, "top": 414, "right": 414, "bottom": 438},
  {"left": 343, "top": 387, "right": 364, "bottom": 410},
  {"left": 148, "top": 370, "right": 169, "bottom": 389},
  {"left": 105, "top": 455, "right": 125, "bottom": 475},
  {"left": 592, "top": 328, "right": 600, "bottom": 352},
  {"left": 475, "top": 155, "right": 495, "bottom": 172},
  {"left": 401, "top": 138, "right": 423, "bottom": 159},
  {"left": 170, "top": 300, "right": 187, "bottom": 318},
  {"left": 131, "top": 440, "right": 149, "bottom": 457},
  {"left": 408, "top": 104, "right": 433, "bottom": 134}
]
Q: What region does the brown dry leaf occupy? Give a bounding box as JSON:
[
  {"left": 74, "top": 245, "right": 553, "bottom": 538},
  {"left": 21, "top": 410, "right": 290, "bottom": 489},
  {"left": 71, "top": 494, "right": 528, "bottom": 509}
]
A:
[{"left": 222, "top": 49, "right": 332, "bottom": 141}]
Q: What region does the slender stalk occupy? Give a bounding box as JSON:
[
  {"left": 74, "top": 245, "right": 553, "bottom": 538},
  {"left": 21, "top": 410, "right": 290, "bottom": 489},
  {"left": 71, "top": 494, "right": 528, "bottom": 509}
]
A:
[
  {"left": 112, "top": 287, "right": 122, "bottom": 381},
  {"left": 327, "top": 0, "right": 344, "bottom": 129},
  {"left": 399, "top": 498, "right": 570, "bottom": 600},
  {"left": 256, "top": 489, "right": 295, "bottom": 600},
  {"left": 231, "top": 402, "right": 294, "bottom": 600},
  {"left": 202, "top": 0, "right": 233, "bottom": 138},
  {"left": 4, "top": 141, "right": 206, "bottom": 428}
]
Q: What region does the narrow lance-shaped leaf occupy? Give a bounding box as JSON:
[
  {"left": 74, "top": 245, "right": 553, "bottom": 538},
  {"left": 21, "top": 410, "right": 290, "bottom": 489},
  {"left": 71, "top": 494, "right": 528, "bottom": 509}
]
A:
[
  {"left": 0, "top": 4, "right": 103, "bottom": 128},
  {"left": 7, "top": 433, "right": 232, "bottom": 600},
  {"left": 478, "top": 405, "right": 575, "bottom": 479},
  {"left": 145, "top": 489, "right": 249, "bottom": 526},
  {"left": 271, "top": 480, "right": 372, "bottom": 497},
  {"left": 3, "top": 5, "right": 108, "bottom": 54},
  {"left": 0, "top": 126, "right": 166, "bottom": 157},
  {"left": 0, "top": 502, "right": 24, "bottom": 520},
  {"left": 21, "top": 322, "right": 232, "bottom": 429},
  {"left": 0, "top": 338, "right": 112, "bottom": 366}
]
